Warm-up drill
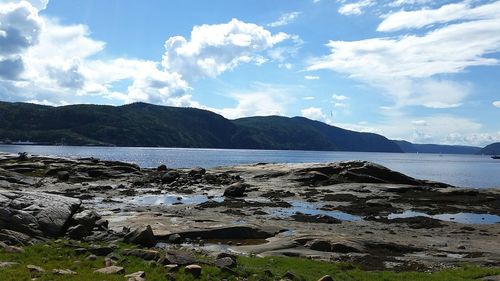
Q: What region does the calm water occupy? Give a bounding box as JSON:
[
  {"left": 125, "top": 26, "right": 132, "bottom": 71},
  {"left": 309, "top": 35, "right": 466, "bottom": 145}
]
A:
[{"left": 1, "top": 145, "right": 499, "bottom": 188}]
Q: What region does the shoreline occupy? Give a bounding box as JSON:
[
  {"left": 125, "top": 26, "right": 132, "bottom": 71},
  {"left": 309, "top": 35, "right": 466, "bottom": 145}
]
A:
[{"left": 1, "top": 152, "right": 499, "bottom": 274}]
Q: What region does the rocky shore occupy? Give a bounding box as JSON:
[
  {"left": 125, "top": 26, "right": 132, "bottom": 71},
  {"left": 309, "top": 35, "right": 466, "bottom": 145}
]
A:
[{"left": 0, "top": 152, "right": 499, "bottom": 278}]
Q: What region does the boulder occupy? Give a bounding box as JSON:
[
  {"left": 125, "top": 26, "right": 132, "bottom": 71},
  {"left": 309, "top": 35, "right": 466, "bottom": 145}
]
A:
[
  {"left": 94, "top": 265, "right": 124, "bottom": 274},
  {"left": 52, "top": 269, "right": 77, "bottom": 275},
  {"left": 124, "top": 249, "right": 161, "bottom": 261},
  {"left": 162, "top": 171, "right": 180, "bottom": 184},
  {"left": 215, "top": 257, "right": 236, "bottom": 268},
  {"left": 126, "top": 271, "right": 146, "bottom": 281},
  {"left": 67, "top": 224, "right": 90, "bottom": 239},
  {"left": 223, "top": 182, "right": 247, "bottom": 197},
  {"left": 0, "top": 262, "right": 18, "bottom": 268},
  {"left": 318, "top": 276, "right": 334, "bottom": 281},
  {"left": 124, "top": 225, "right": 157, "bottom": 247},
  {"left": 185, "top": 264, "right": 202, "bottom": 277},
  {"left": 0, "top": 189, "right": 81, "bottom": 238}
]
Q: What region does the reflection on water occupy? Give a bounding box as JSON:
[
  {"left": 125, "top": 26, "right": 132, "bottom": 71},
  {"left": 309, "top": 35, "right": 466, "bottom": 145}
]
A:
[{"left": 388, "top": 210, "right": 500, "bottom": 224}]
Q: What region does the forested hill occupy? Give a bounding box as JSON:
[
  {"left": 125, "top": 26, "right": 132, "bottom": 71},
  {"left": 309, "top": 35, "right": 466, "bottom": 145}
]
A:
[
  {"left": 477, "top": 142, "right": 500, "bottom": 155},
  {"left": 0, "top": 101, "right": 402, "bottom": 152}
]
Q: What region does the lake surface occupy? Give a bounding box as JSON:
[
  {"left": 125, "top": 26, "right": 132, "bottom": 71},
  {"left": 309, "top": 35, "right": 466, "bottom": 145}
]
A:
[{"left": 1, "top": 145, "right": 498, "bottom": 188}]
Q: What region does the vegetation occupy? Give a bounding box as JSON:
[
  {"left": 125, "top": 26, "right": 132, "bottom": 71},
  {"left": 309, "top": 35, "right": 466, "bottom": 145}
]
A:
[
  {"left": 1, "top": 241, "right": 499, "bottom": 281},
  {"left": 393, "top": 140, "right": 482, "bottom": 155},
  {"left": 477, "top": 142, "right": 500, "bottom": 155},
  {"left": 0, "top": 101, "right": 401, "bottom": 152}
]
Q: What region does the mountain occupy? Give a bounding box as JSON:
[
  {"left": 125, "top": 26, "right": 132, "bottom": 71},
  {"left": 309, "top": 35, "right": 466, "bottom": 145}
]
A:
[
  {"left": 394, "top": 140, "right": 481, "bottom": 154},
  {"left": 0, "top": 101, "right": 401, "bottom": 152},
  {"left": 477, "top": 142, "right": 500, "bottom": 155}
]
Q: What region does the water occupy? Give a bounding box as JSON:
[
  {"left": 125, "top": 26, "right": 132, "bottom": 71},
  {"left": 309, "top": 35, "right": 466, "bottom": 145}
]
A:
[
  {"left": 273, "top": 200, "right": 361, "bottom": 222},
  {"left": 133, "top": 194, "right": 223, "bottom": 205},
  {"left": 1, "top": 145, "right": 499, "bottom": 188},
  {"left": 388, "top": 210, "right": 500, "bottom": 224}
]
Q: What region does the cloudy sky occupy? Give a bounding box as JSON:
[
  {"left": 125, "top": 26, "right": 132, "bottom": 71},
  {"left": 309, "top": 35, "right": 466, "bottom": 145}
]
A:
[{"left": 1, "top": 0, "right": 499, "bottom": 146}]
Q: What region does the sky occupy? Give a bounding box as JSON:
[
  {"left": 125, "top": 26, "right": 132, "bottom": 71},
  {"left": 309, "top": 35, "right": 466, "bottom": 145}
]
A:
[{"left": 0, "top": 0, "right": 499, "bottom": 146}]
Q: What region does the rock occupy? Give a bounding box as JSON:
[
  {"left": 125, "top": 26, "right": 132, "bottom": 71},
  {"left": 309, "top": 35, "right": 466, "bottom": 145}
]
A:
[
  {"left": 67, "top": 224, "right": 90, "bottom": 239},
  {"left": 162, "top": 251, "right": 199, "bottom": 266},
  {"left": 282, "top": 271, "right": 296, "bottom": 280},
  {"left": 216, "top": 252, "right": 237, "bottom": 262},
  {"left": 0, "top": 229, "right": 32, "bottom": 245},
  {"left": 89, "top": 245, "right": 114, "bottom": 256},
  {"left": 72, "top": 210, "right": 101, "bottom": 230},
  {"left": 484, "top": 276, "right": 500, "bottom": 281},
  {"left": 223, "top": 182, "right": 247, "bottom": 197},
  {"left": 215, "top": 257, "right": 236, "bottom": 268},
  {"left": 52, "top": 269, "right": 77, "bottom": 275},
  {"left": 165, "top": 264, "right": 179, "bottom": 271},
  {"left": 124, "top": 249, "right": 161, "bottom": 261},
  {"left": 0, "top": 261, "right": 18, "bottom": 268},
  {"left": 126, "top": 271, "right": 146, "bottom": 281},
  {"left": 57, "top": 171, "right": 70, "bottom": 181},
  {"left": 185, "top": 264, "right": 202, "bottom": 277},
  {"left": 168, "top": 233, "right": 182, "bottom": 244},
  {"left": 291, "top": 212, "right": 341, "bottom": 224},
  {"left": 0, "top": 189, "right": 81, "bottom": 238},
  {"left": 124, "top": 225, "right": 157, "bottom": 247},
  {"left": 95, "top": 218, "right": 109, "bottom": 230},
  {"left": 27, "top": 264, "right": 45, "bottom": 277},
  {"left": 157, "top": 164, "right": 168, "bottom": 171},
  {"left": 162, "top": 171, "right": 179, "bottom": 184},
  {"left": 94, "top": 265, "right": 124, "bottom": 274},
  {"left": 2, "top": 244, "right": 25, "bottom": 253},
  {"left": 86, "top": 254, "right": 97, "bottom": 261},
  {"left": 318, "top": 275, "right": 334, "bottom": 281},
  {"left": 189, "top": 167, "right": 206, "bottom": 176}
]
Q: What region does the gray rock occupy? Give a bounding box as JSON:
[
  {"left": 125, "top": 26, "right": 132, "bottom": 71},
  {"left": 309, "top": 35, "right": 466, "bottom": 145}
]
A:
[
  {"left": 223, "top": 182, "right": 248, "bottom": 197},
  {"left": 67, "top": 224, "right": 90, "bottom": 239},
  {"left": 168, "top": 233, "right": 182, "bottom": 244},
  {"left": 0, "top": 189, "right": 81, "bottom": 238},
  {"left": 0, "top": 261, "right": 19, "bottom": 268},
  {"left": 94, "top": 265, "right": 124, "bottom": 274},
  {"left": 162, "top": 171, "right": 180, "bottom": 184},
  {"left": 52, "top": 268, "right": 77, "bottom": 275},
  {"left": 124, "top": 225, "right": 157, "bottom": 247},
  {"left": 215, "top": 257, "right": 236, "bottom": 268},
  {"left": 124, "top": 249, "right": 161, "bottom": 261},
  {"left": 317, "top": 275, "right": 334, "bottom": 281},
  {"left": 185, "top": 264, "right": 202, "bottom": 277}
]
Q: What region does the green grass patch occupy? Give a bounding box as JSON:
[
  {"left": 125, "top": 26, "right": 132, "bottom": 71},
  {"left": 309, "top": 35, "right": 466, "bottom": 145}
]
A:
[{"left": 0, "top": 241, "right": 498, "bottom": 281}]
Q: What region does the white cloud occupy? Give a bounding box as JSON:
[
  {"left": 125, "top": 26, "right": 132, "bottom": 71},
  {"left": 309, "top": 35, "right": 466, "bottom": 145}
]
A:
[
  {"left": 301, "top": 107, "right": 331, "bottom": 123},
  {"left": 308, "top": 11, "right": 500, "bottom": 108},
  {"left": 304, "top": 75, "right": 320, "bottom": 80},
  {"left": 338, "top": 0, "right": 374, "bottom": 16},
  {"left": 268, "top": 12, "right": 301, "bottom": 27},
  {"left": 332, "top": 94, "right": 348, "bottom": 101},
  {"left": 379, "top": 1, "right": 500, "bottom": 32},
  {"left": 0, "top": 2, "right": 293, "bottom": 108},
  {"left": 493, "top": 101, "right": 500, "bottom": 108},
  {"left": 335, "top": 115, "right": 499, "bottom": 146},
  {"left": 303, "top": 96, "right": 315, "bottom": 100},
  {"left": 213, "top": 83, "right": 292, "bottom": 119},
  {"left": 389, "top": 0, "right": 433, "bottom": 7},
  {"left": 161, "top": 18, "right": 290, "bottom": 81}
]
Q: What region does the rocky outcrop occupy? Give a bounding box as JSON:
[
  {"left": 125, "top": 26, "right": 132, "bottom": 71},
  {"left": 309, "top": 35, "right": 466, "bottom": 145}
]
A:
[{"left": 0, "top": 189, "right": 81, "bottom": 239}]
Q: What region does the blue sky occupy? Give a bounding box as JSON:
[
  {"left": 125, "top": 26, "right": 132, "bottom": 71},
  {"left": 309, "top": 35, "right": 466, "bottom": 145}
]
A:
[{"left": 0, "top": 0, "right": 499, "bottom": 146}]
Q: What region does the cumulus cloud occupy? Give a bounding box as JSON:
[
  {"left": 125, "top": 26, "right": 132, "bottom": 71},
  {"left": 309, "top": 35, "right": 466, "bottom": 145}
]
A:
[
  {"left": 335, "top": 115, "right": 499, "bottom": 146},
  {"left": 379, "top": 1, "right": 500, "bottom": 32},
  {"left": 268, "top": 12, "right": 301, "bottom": 27},
  {"left": 213, "top": 83, "right": 293, "bottom": 119},
  {"left": 389, "top": 0, "right": 433, "bottom": 7},
  {"left": 494, "top": 101, "right": 500, "bottom": 108},
  {"left": 0, "top": 0, "right": 293, "bottom": 107},
  {"left": 161, "top": 18, "right": 290, "bottom": 81},
  {"left": 308, "top": 3, "right": 500, "bottom": 109},
  {"left": 301, "top": 107, "right": 331, "bottom": 123},
  {"left": 338, "top": 0, "right": 374, "bottom": 16}
]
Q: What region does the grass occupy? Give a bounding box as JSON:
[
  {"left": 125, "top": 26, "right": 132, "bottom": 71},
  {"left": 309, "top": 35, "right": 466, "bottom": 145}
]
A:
[{"left": 0, "top": 240, "right": 499, "bottom": 281}]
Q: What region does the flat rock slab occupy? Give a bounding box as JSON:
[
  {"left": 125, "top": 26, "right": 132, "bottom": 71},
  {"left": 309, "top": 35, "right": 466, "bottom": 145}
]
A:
[{"left": 0, "top": 189, "right": 81, "bottom": 238}]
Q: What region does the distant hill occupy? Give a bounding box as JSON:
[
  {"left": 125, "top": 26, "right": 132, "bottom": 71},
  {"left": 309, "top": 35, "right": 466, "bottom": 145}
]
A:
[
  {"left": 477, "top": 142, "right": 500, "bottom": 155},
  {"left": 394, "top": 140, "right": 481, "bottom": 155},
  {"left": 0, "top": 101, "right": 402, "bottom": 152}
]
